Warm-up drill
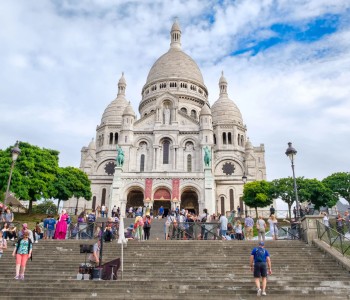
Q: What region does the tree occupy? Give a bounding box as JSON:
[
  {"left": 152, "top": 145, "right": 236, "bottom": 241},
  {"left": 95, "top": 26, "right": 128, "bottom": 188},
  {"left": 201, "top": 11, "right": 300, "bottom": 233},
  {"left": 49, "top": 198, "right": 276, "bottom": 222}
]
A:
[
  {"left": 271, "top": 177, "right": 294, "bottom": 219},
  {"left": 0, "top": 142, "right": 59, "bottom": 212},
  {"left": 242, "top": 180, "right": 274, "bottom": 218},
  {"left": 33, "top": 199, "right": 57, "bottom": 214},
  {"left": 53, "top": 167, "right": 92, "bottom": 214},
  {"left": 323, "top": 172, "right": 350, "bottom": 203},
  {"left": 271, "top": 177, "right": 306, "bottom": 219},
  {"left": 300, "top": 178, "right": 337, "bottom": 209}
]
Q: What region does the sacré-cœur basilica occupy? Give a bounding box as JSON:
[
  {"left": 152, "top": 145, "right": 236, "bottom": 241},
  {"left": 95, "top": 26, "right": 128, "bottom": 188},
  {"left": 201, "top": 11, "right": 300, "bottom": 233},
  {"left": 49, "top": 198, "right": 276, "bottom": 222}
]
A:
[{"left": 64, "top": 20, "right": 266, "bottom": 216}]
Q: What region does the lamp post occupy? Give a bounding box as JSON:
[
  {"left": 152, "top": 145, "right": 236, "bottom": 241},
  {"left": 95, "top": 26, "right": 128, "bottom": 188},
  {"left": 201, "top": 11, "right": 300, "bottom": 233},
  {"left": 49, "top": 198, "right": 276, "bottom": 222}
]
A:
[
  {"left": 5, "top": 141, "right": 21, "bottom": 206},
  {"left": 285, "top": 142, "right": 300, "bottom": 220},
  {"left": 242, "top": 173, "right": 248, "bottom": 217}
]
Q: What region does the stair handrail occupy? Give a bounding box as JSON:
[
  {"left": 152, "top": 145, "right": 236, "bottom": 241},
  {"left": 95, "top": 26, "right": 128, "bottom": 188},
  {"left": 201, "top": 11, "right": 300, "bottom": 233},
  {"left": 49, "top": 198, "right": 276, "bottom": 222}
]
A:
[
  {"left": 168, "top": 221, "right": 223, "bottom": 240},
  {"left": 316, "top": 220, "right": 350, "bottom": 258},
  {"left": 67, "top": 221, "right": 120, "bottom": 240}
]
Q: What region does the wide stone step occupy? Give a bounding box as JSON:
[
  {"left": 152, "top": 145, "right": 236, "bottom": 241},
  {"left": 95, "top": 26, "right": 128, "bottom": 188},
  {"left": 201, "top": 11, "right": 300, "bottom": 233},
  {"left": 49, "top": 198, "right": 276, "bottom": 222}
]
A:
[{"left": 1, "top": 239, "right": 349, "bottom": 299}]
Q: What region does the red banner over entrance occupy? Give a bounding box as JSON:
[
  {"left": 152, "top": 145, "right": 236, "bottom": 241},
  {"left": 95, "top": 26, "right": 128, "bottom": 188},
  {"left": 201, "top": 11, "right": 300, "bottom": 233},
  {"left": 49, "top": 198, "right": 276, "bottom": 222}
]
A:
[
  {"left": 153, "top": 189, "right": 171, "bottom": 200},
  {"left": 172, "top": 179, "right": 180, "bottom": 202},
  {"left": 145, "top": 179, "right": 153, "bottom": 202}
]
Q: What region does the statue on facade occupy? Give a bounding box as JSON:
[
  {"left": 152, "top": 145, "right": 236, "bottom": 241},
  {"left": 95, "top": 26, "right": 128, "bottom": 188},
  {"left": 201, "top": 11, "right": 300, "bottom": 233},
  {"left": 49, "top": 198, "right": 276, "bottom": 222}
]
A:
[
  {"left": 116, "top": 145, "right": 125, "bottom": 167},
  {"left": 204, "top": 146, "right": 211, "bottom": 167},
  {"left": 164, "top": 106, "right": 170, "bottom": 125}
]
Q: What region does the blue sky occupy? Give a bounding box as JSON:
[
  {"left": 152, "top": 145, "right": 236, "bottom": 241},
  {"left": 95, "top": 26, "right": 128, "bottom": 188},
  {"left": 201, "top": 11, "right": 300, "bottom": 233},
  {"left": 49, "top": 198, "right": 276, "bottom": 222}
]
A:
[
  {"left": 0, "top": 0, "right": 349, "bottom": 183},
  {"left": 232, "top": 13, "right": 341, "bottom": 56}
]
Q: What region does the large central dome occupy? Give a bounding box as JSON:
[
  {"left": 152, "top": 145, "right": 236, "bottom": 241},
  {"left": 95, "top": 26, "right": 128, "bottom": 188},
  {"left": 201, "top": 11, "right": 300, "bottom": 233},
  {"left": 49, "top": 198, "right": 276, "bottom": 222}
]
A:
[
  {"left": 143, "top": 20, "right": 206, "bottom": 88},
  {"left": 146, "top": 48, "right": 204, "bottom": 86}
]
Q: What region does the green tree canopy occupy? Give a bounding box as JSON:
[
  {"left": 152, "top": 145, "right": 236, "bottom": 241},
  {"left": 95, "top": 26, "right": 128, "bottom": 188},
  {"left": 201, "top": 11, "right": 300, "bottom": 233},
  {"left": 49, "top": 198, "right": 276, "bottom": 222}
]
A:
[
  {"left": 299, "top": 178, "right": 337, "bottom": 209},
  {"left": 271, "top": 177, "right": 306, "bottom": 218},
  {"left": 322, "top": 172, "right": 350, "bottom": 202},
  {"left": 53, "top": 166, "right": 92, "bottom": 213},
  {"left": 0, "top": 142, "right": 59, "bottom": 211},
  {"left": 243, "top": 180, "right": 274, "bottom": 218}
]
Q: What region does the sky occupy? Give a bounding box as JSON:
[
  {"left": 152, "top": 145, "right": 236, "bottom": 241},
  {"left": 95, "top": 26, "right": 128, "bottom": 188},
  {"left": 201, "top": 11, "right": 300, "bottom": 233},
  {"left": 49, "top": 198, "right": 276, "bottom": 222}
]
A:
[{"left": 1, "top": 0, "right": 350, "bottom": 182}]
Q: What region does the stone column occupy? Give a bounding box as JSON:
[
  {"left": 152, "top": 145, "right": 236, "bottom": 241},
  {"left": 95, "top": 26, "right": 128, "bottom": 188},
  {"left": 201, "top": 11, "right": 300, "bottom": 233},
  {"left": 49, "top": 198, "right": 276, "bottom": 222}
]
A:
[
  {"left": 204, "top": 167, "right": 215, "bottom": 214},
  {"left": 109, "top": 166, "right": 125, "bottom": 215},
  {"left": 301, "top": 215, "right": 323, "bottom": 244}
]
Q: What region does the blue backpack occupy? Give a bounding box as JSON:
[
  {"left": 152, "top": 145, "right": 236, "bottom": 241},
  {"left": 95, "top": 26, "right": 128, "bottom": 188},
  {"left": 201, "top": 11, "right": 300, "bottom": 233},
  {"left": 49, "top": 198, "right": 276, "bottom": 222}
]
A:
[{"left": 255, "top": 247, "right": 266, "bottom": 262}]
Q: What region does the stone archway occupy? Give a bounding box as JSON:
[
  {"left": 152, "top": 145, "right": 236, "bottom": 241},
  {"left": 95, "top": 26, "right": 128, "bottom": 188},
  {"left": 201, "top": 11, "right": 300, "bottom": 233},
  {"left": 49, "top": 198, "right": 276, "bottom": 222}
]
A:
[
  {"left": 153, "top": 188, "right": 171, "bottom": 217},
  {"left": 181, "top": 190, "right": 199, "bottom": 215},
  {"left": 126, "top": 190, "right": 144, "bottom": 210}
]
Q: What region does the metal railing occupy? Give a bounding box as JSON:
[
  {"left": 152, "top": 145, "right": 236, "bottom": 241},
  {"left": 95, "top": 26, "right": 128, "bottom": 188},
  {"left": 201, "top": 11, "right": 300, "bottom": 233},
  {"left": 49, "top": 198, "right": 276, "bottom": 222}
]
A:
[
  {"left": 277, "top": 223, "right": 303, "bottom": 240},
  {"left": 168, "top": 222, "right": 223, "bottom": 240},
  {"left": 67, "top": 221, "right": 119, "bottom": 241},
  {"left": 316, "top": 220, "right": 350, "bottom": 258}
]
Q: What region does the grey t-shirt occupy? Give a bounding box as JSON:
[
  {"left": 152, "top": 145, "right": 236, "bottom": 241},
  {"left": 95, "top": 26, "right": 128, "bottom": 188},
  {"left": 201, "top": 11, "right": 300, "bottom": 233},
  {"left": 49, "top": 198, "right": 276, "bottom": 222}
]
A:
[{"left": 256, "top": 219, "right": 266, "bottom": 231}]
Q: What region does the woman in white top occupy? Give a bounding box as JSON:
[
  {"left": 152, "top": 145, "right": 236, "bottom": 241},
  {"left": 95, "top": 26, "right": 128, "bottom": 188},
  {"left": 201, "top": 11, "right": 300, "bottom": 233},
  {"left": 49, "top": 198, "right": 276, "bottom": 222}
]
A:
[
  {"left": 268, "top": 215, "right": 278, "bottom": 240},
  {"left": 322, "top": 212, "right": 330, "bottom": 227}
]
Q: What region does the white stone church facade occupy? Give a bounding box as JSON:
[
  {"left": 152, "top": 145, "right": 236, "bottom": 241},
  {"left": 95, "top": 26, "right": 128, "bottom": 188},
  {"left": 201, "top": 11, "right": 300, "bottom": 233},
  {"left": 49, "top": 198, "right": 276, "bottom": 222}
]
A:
[{"left": 64, "top": 21, "right": 266, "bottom": 216}]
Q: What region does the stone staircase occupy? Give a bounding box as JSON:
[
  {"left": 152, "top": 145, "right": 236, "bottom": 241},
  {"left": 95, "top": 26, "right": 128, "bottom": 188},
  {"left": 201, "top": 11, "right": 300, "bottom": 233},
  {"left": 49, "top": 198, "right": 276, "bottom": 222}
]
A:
[{"left": 1, "top": 238, "right": 350, "bottom": 299}]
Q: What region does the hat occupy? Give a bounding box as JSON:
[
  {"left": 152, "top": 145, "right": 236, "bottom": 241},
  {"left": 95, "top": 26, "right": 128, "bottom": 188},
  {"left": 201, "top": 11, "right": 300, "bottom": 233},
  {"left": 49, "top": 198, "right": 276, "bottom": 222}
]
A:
[
  {"left": 258, "top": 241, "right": 265, "bottom": 246},
  {"left": 22, "top": 223, "right": 28, "bottom": 228}
]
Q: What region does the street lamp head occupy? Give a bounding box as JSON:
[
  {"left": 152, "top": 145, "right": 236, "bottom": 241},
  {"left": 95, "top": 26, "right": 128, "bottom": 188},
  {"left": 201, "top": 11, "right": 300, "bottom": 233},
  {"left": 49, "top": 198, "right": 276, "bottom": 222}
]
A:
[
  {"left": 242, "top": 173, "right": 247, "bottom": 184},
  {"left": 11, "top": 141, "right": 21, "bottom": 162},
  {"left": 285, "top": 142, "right": 297, "bottom": 162}
]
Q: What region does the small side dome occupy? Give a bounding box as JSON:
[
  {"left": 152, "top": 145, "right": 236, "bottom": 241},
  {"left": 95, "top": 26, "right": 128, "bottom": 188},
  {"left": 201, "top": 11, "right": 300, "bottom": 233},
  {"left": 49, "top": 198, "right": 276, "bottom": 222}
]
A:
[
  {"left": 200, "top": 104, "right": 211, "bottom": 115},
  {"left": 212, "top": 73, "right": 243, "bottom": 125},
  {"left": 245, "top": 138, "right": 254, "bottom": 150},
  {"left": 101, "top": 73, "right": 129, "bottom": 124},
  {"left": 123, "top": 102, "right": 136, "bottom": 117},
  {"left": 88, "top": 138, "right": 96, "bottom": 150}
]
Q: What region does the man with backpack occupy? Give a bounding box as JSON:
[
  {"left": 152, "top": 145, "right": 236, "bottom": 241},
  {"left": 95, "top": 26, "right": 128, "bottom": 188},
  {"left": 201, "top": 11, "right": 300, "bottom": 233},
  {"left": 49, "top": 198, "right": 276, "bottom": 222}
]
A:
[{"left": 250, "top": 241, "right": 272, "bottom": 296}]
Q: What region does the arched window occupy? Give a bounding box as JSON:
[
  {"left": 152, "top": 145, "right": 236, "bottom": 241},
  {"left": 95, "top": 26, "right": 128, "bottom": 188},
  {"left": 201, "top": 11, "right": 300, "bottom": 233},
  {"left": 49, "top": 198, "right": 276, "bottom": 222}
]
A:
[
  {"left": 163, "top": 140, "right": 170, "bottom": 164},
  {"left": 237, "top": 134, "right": 240, "bottom": 146},
  {"left": 241, "top": 135, "right": 244, "bottom": 146},
  {"left": 181, "top": 107, "right": 187, "bottom": 114},
  {"left": 109, "top": 133, "right": 113, "bottom": 144},
  {"left": 191, "top": 110, "right": 197, "bottom": 119},
  {"left": 125, "top": 136, "right": 128, "bottom": 143},
  {"left": 187, "top": 154, "right": 192, "bottom": 172},
  {"left": 101, "top": 188, "right": 106, "bottom": 206},
  {"left": 230, "top": 189, "right": 234, "bottom": 211},
  {"left": 228, "top": 132, "right": 232, "bottom": 144},
  {"left": 140, "top": 154, "right": 145, "bottom": 172},
  {"left": 221, "top": 196, "right": 225, "bottom": 215},
  {"left": 92, "top": 196, "right": 96, "bottom": 210},
  {"left": 213, "top": 134, "right": 216, "bottom": 145},
  {"left": 223, "top": 132, "right": 227, "bottom": 144},
  {"left": 114, "top": 133, "right": 118, "bottom": 144}
]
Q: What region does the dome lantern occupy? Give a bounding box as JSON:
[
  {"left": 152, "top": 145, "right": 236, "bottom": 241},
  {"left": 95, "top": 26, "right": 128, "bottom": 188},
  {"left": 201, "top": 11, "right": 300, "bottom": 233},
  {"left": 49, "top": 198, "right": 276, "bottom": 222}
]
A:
[
  {"left": 219, "top": 71, "right": 228, "bottom": 96},
  {"left": 170, "top": 18, "right": 181, "bottom": 50},
  {"left": 118, "top": 72, "right": 126, "bottom": 96}
]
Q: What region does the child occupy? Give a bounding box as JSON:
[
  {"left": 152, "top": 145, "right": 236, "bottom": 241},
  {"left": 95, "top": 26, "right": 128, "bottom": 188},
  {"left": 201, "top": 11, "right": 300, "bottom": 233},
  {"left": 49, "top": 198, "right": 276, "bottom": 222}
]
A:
[{"left": 0, "top": 231, "right": 7, "bottom": 258}]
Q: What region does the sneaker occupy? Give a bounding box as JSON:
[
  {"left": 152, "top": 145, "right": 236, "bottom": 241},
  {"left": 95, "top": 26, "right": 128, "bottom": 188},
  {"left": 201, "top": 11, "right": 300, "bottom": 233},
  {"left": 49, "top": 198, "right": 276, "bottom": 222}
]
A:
[
  {"left": 19, "top": 275, "right": 24, "bottom": 280},
  {"left": 14, "top": 275, "right": 19, "bottom": 280},
  {"left": 35, "top": 241, "right": 38, "bottom": 243},
  {"left": 262, "top": 291, "right": 267, "bottom": 296},
  {"left": 11, "top": 238, "right": 14, "bottom": 241},
  {"left": 257, "top": 288, "right": 262, "bottom": 296}
]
